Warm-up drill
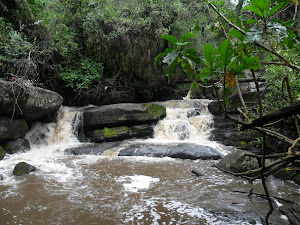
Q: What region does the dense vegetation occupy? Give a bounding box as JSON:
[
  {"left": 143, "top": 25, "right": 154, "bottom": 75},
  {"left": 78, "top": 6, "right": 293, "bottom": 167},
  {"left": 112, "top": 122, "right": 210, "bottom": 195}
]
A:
[{"left": 0, "top": 0, "right": 221, "bottom": 105}]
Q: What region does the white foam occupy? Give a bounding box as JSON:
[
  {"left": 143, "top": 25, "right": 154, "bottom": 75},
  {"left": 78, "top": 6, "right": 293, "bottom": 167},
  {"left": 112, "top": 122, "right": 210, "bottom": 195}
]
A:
[{"left": 116, "top": 175, "right": 160, "bottom": 192}]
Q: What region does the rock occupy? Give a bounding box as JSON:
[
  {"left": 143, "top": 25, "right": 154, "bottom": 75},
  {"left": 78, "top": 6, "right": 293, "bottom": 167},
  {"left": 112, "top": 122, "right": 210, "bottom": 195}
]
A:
[
  {"left": 118, "top": 143, "right": 223, "bottom": 160},
  {"left": 292, "top": 173, "right": 300, "bottom": 185},
  {"left": 208, "top": 91, "right": 258, "bottom": 115},
  {"left": 216, "top": 150, "right": 259, "bottom": 174},
  {"left": 0, "top": 79, "right": 63, "bottom": 120},
  {"left": 3, "top": 138, "right": 31, "bottom": 154},
  {"left": 0, "top": 117, "right": 28, "bottom": 140},
  {"left": 86, "top": 124, "right": 154, "bottom": 143},
  {"left": 83, "top": 102, "right": 166, "bottom": 129},
  {"left": 13, "top": 162, "right": 36, "bottom": 176},
  {"left": 0, "top": 146, "right": 6, "bottom": 160},
  {"left": 65, "top": 142, "right": 122, "bottom": 155}
]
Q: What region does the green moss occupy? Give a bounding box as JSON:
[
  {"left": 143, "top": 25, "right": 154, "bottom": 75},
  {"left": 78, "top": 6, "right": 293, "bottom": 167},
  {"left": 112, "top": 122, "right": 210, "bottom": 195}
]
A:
[
  {"left": 99, "top": 113, "right": 103, "bottom": 120},
  {"left": 146, "top": 103, "right": 166, "bottom": 119},
  {"left": 95, "top": 126, "right": 129, "bottom": 138},
  {"left": 0, "top": 146, "right": 6, "bottom": 160},
  {"left": 239, "top": 141, "right": 248, "bottom": 149}
]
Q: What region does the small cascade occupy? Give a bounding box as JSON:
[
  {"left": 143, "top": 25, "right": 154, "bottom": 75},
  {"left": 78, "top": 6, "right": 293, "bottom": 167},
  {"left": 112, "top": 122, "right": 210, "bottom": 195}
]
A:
[
  {"left": 26, "top": 106, "right": 82, "bottom": 148},
  {"left": 153, "top": 99, "right": 214, "bottom": 145},
  {"left": 0, "top": 106, "right": 83, "bottom": 181}
]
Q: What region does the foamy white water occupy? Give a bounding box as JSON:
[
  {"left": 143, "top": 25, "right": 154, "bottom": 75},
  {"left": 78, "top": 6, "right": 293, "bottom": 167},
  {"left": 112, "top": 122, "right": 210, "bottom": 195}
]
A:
[
  {"left": 134, "top": 99, "right": 230, "bottom": 155},
  {"left": 0, "top": 106, "right": 83, "bottom": 183}
]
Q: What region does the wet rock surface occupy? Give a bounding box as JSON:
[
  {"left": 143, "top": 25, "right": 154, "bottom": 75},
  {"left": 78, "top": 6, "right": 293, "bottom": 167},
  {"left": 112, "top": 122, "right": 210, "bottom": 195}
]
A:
[
  {"left": 83, "top": 102, "right": 166, "bottom": 129},
  {"left": 66, "top": 142, "right": 223, "bottom": 160},
  {"left": 13, "top": 162, "right": 36, "bottom": 176},
  {"left": 0, "top": 117, "right": 28, "bottom": 140},
  {"left": 0, "top": 79, "right": 63, "bottom": 120},
  {"left": 216, "top": 150, "right": 259, "bottom": 174},
  {"left": 0, "top": 146, "right": 6, "bottom": 160},
  {"left": 119, "top": 143, "right": 223, "bottom": 160},
  {"left": 3, "top": 138, "right": 31, "bottom": 154}
]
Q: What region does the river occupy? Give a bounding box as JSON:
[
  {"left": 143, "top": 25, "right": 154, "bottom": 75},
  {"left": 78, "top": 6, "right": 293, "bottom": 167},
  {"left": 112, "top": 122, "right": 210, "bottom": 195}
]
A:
[{"left": 0, "top": 100, "right": 299, "bottom": 224}]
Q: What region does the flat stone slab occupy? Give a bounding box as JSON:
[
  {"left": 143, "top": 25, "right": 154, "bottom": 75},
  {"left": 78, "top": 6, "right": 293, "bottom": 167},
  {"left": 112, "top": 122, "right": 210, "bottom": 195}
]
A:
[
  {"left": 119, "top": 143, "right": 223, "bottom": 160},
  {"left": 66, "top": 142, "right": 223, "bottom": 160}
]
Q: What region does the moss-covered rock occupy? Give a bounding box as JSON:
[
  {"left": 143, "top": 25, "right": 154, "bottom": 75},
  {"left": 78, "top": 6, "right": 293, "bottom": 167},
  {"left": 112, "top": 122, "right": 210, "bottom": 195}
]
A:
[
  {"left": 217, "top": 150, "right": 259, "bottom": 174},
  {"left": 0, "top": 146, "right": 6, "bottom": 160},
  {"left": 13, "top": 162, "right": 36, "bottom": 176},
  {"left": 87, "top": 124, "right": 154, "bottom": 143},
  {"left": 145, "top": 103, "right": 166, "bottom": 120},
  {"left": 3, "top": 138, "right": 31, "bottom": 154},
  {"left": 83, "top": 102, "right": 166, "bottom": 129},
  {"left": 0, "top": 117, "right": 28, "bottom": 140}
]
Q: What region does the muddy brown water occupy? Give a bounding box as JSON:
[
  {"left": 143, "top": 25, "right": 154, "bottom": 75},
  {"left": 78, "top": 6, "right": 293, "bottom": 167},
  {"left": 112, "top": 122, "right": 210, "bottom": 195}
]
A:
[
  {"left": 1, "top": 155, "right": 299, "bottom": 224},
  {"left": 1, "top": 102, "right": 299, "bottom": 224}
]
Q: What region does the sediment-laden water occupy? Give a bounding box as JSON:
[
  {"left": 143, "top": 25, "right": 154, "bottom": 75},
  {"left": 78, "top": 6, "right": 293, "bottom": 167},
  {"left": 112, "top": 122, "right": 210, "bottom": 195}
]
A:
[{"left": 0, "top": 100, "right": 299, "bottom": 224}]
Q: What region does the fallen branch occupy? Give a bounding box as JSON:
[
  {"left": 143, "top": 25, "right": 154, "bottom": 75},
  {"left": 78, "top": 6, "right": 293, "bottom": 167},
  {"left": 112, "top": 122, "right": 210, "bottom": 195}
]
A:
[{"left": 241, "top": 102, "right": 300, "bottom": 131}]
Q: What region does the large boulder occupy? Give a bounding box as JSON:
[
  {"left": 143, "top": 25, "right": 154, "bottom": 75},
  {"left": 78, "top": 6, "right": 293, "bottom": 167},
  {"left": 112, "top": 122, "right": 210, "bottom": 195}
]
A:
[
  {"left": 0, "top": 79, "right": 63, "bottom": 120},
  {"left": 83, "top": 102, "right": 166, "bottom": 128},
  {"left": 0, "top": 117, "right": 28, "bottom": 140},
  {"left": 216, "top": 150, "right": 259, "bottom": 173},
  {"left": 118, "top": 143, "right": 223, "bottom": 160},
  {"left": 85, "top": 124, "right": 154, "bottom": 143},
  {"left": 13, "top": 162, "right": 36, "bottom": 176},
  {"left": 66, "top": 142, "right": 223, "bottom": 160},
  {"left": 3, "top": 138, "right": 31, "bottom": 154},
  {"left": 0, "top": 146, "right": 6, "bottom": 160}
]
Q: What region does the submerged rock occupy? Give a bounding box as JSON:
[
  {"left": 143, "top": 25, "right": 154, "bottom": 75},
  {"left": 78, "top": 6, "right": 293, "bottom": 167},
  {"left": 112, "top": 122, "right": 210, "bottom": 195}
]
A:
[
  {"left": 13, "top": 162, "right": 36, "bottom": 176},
  {"left": 216, "top": 150, "right": 259, "bottom": 174},
  {"left": 3, "top": 138, "right": 31, "bottom": 154},
  {"left": 0, "top": 79, "right": 63, "bottom": 120},
  {"left": 0, "top": 117, "right": 28, "bottom": 140},
  {"left": 65, "top": 142, "right": 122, "bottom": 155},
  {"left": 0, "top": 146, "right": 6, "bottom": 160}
]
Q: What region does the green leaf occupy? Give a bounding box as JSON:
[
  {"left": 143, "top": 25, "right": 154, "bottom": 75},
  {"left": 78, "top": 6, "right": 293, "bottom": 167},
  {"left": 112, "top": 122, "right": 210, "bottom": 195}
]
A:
[
  {"left": 185, "top": 48, "right": 202, "bottom": 64},
  {"left": 166, "top": 59, "right": 178, "bottom": 83},
  {"left": 217, "top": 39, "right": 234, "bottom": 71},
  {"left": 246, "top": 19, "right": 257, "bottom": 25},
  {"left": 199, "top": 67, "right": 211, "bottom": 81},
  {"left": 154, "top": 48, "right": 175, "bottom": 68},
  {"left": 283, "top": 20, "right": 294, "bottom": 27},
  {"left": 243, "top": 56, "right": 261, "bottom": 70},
  {"left": 176, "top": 42, "right": 192, "bottom": 47},
  {"left": 228, "top": 29, "right": 245, "bottom": 41},
  {"left": 161, "top": 35, "right": 178, "bottom": 45},
  {"left": 268, "top": 2, "right": 285, "bottom": 17},
  {"left": 162, "top": 51, "right": 179, "bottom": 66},
  {"left": 202, "top": 43, "right": 216, "bottom": 68},
  {"left": 179, "top": 33, "right": 196, "bottom": 43},
  {"left": 242, "top": 5, "right": 263, "bottom": 18}
]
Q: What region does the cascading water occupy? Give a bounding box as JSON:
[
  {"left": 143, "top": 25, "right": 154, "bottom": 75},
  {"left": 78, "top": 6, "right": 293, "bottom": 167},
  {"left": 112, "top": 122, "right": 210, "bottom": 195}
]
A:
[{"left": 0, "top": 102, "right": 298, "bottom": 224}]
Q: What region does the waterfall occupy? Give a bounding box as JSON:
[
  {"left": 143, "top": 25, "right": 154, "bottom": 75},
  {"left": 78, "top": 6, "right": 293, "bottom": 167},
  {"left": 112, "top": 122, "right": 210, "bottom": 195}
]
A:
[
  {"left": 0, "top": 106, "right": 83, "bottom": 181},
  {"left": 152, "top": 99, "right": 214, "bottom": 144}
]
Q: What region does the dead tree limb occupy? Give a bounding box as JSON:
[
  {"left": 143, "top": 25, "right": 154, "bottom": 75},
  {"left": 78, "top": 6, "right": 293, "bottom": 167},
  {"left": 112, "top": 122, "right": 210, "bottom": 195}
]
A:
[{"left": 241, "top": 102, "right": 300, "bottom": 131}]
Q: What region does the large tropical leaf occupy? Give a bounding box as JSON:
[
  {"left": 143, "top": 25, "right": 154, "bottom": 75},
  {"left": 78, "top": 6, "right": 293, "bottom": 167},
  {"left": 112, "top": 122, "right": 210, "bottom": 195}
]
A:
[
  {"left": 202, "top": 43, "right": 216, "bottom": 68},
  {"left": 154, "top": 48, "right": 172, "bottom": 68},
  {"left": 185, "top": 48, "right": 202, "bottom": 64},
  {"left": 217, "top": 39, "right": 234, "bottom": 71},
  {"left": 161, "top": 35, "right": 178, "bottom": 46},
  {"left": 268, "top": 2, "right": 285, "bottom": 17},
  {"left": 162, "top": 51, "right": 179, "bottom": 66},
  {"left": 179, "top": 33, "right": 196, "bottom": 43}
]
